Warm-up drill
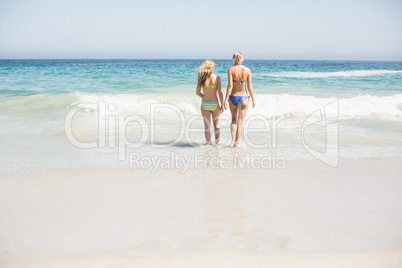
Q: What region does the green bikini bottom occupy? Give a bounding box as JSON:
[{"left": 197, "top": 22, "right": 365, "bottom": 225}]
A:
[{"left": 202, "top": 102, "right": 218, "bottom": 111}]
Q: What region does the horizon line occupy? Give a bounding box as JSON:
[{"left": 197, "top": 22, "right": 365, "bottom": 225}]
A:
[{"left": 1, "top": 58, "right": 402, "bottom": 62}]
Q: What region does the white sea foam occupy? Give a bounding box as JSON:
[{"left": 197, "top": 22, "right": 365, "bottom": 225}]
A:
[
  {"left": 1, "top": 92, "right": 402, "bottom": 119},
  {"left": 249, "top": 93, "right": 402, "bottom": 118},
  {"left": 256, "top": 70, "right": 402, "bottom": 78},
  {"left": 73, "top": 92, "right": 402, "bottom": 118}
]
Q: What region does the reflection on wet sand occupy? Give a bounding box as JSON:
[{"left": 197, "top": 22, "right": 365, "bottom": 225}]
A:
[{"left": 203, "top": 148, "right": 287, "bottom": 251}]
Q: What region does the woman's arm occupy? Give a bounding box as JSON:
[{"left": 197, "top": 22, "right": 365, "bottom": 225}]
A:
[
  {"left": 196, "top": 80, "right": 203, "bottom": 98},
  {"left": 216, "top": 76, "right": 224, "bottom": 112},
  {"left": 224, "top": 70, "right": 233, "bottom": 109},
  {"left": 247, "top": 70, "right": 255, "bottom": 108}
]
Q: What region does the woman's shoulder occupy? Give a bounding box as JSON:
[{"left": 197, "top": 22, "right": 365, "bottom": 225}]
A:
[
  {"left": 211, "top": 73, "right": 220, "bottom": 80},
  {"left": 244, "top": 67, "right": 252, "bottom": 75},
  {"left": 228, "top": 66, "right": 249, "bottom": 72}
]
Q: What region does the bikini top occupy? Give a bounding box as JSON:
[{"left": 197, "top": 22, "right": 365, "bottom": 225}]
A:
[{"left": 233, "top": 79, "right": 246, "bottom": 87}]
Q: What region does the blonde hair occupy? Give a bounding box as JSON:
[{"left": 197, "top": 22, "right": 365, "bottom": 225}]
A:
[
  {"left": 232, "top": 51, "right": 244, "bottom": 65},
  {"left": 198, "top": 60, "right": 215, "bottom": 87}
]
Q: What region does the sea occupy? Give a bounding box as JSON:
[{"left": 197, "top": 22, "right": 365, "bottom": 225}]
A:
[{"left": 1, "top": 59, "right": 402, "bottom": 175}]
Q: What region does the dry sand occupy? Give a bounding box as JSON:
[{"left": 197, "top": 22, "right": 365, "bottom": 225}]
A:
[{"left": 1, "top": 160, "right": 401, "bottom": 267}]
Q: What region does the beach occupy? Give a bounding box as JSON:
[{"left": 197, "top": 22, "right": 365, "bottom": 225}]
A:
[
  {"left": 1, "top": 59, "right": 402, "bottom": 267},
  {"left": 1, "top": 160, "right": 402, "bottom": 267}
]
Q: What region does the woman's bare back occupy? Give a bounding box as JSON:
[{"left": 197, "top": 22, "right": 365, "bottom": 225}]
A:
[
  {"left": 201, "top": 74, "right": 221, "bottom": 102},
  {"left": 229, "top": 65, "right": 250, "bottom": 96}
]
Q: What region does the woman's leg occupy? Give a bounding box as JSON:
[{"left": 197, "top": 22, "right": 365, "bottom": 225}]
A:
[
  {"left": 229, "top": 101, "right": 238, "bottom": 144},
  {"left": 201, "top": 107, "right": 212, "bottom": 144},
  {"left": 211, "top": 107, "right": 220, "bottom": 143},
  {"left": 235, "top": 99, "right": 249, "bottom": 145}
]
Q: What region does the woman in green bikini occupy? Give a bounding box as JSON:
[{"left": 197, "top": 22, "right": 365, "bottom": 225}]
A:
[{"left": 196, "top": 60, "right": 224, "bottom": 145}]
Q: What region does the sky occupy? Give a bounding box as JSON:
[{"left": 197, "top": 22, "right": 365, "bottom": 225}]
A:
[{"left": 0, "top": 0, "right": 401, "bottom": 60}]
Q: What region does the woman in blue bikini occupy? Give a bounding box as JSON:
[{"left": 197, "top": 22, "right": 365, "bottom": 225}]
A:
[
  {"left": 223, "top": 52, "right": 255, "bottom": 147},
  {"left": 196, "top": 60, "right": 224, "bottom": 145}
]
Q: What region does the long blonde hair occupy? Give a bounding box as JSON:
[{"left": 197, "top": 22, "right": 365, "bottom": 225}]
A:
[
  {"left": 198, "top": 60, "right": 215, "bottom": 87},
  {"left": 232, "top": 51, "right": 244, "bottom": 65}
]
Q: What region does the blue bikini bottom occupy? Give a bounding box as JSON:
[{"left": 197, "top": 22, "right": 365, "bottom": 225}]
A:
[{"left": 229, "top": 95, "right": 250, "bottom": 106}]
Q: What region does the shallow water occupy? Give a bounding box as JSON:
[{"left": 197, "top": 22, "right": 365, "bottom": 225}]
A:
[{"left": 1, "top": 60, "right": 402, "bottom": 175}]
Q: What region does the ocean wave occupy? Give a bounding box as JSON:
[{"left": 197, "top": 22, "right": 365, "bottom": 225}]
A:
[
  {"left": 256, "top": 70, "right": 402, "bottom": 78},
  {"left": 74, "top": 92, "right": 200, "bottom": 116},
  {"left": 1, "top": 92, "right": 402, "bottom": 118},
  {"left": 74, "top": 92, "right": 402, "bottom": 118},
  {"left": 0, "top": 93, "right": 76, "bottom": 113}
]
